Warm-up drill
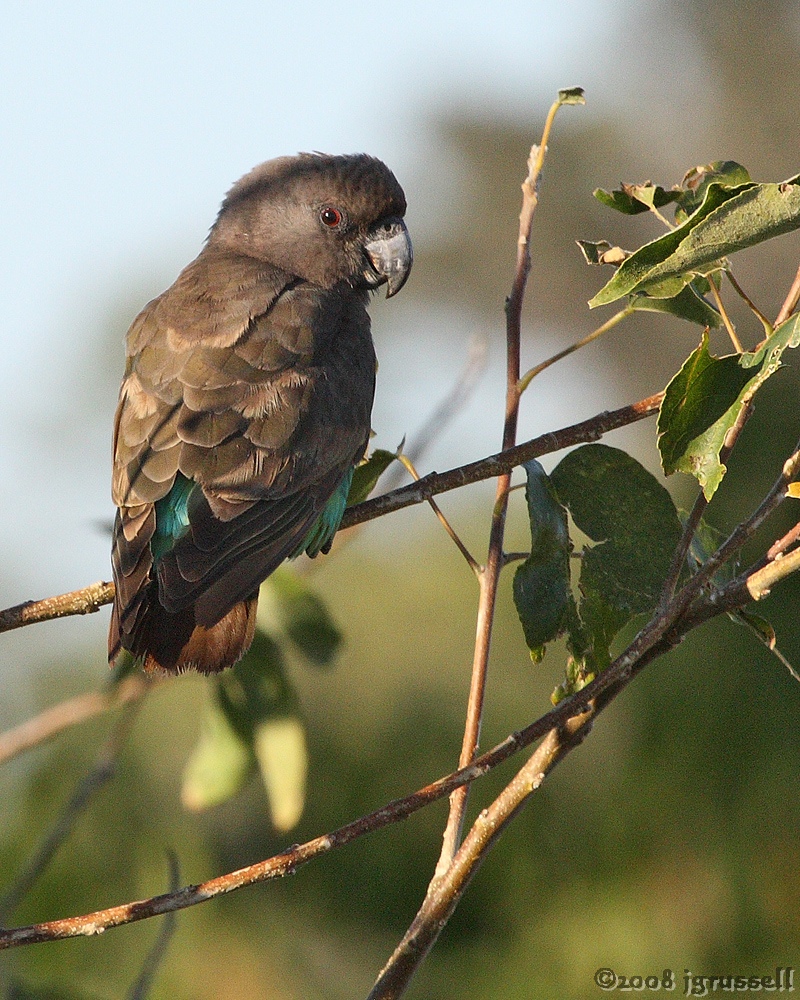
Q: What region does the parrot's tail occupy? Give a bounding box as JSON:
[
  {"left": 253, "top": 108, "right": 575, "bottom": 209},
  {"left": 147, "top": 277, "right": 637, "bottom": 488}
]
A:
[{"left": 109, "top": 589, "right": 258, "bottom": 675}]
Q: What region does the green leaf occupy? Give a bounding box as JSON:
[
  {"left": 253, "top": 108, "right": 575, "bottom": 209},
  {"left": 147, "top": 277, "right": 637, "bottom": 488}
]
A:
[
  {"left": 678, "top": 161, "right": 753, "bottom": 219},
  {"left": 181, "top": 699, "right": 254, "bottom": 811},
  {"left": 686, "top": 514, "right": 736, "bottom": 586},
  {"left": 558, "top": 86, "right": 585, "bottom": 105},
  {"left": 551, "top": 445, "right": 682, "bottom": 666},
  {"left": 740, "top": 310, "right": 800, "bottom": 373},
  {"left": 217, "top": 630, "right": 295, "bottom": 735},
  {"left": 512, "top": 461, "right": 573, "bottom": 662},
  {"left": 185, "top": 629, "right": 309, "bottom": 827},
  {"left": 347, "top": 448, "right": 398, "bottom": 506},
  {"left": 551, "top": 655, "right": 596, "bottom": 706},
  {"left": 253, "top": 716, "right": 307, "bottom": 833},
  {"left": 259, "top": 567, "right": 343, "bottom": 666},
  {"left": 731, "top": 608, "right": 776, "bottom": 648},
  {"left": 630, "top": 282, "right": 721, "bottom": 327},
  {"left": 589, "top": 180, "right": 752, "bottom": 307},
  {"left": 593, "top": 182, "right": 681, "bottom": 216},
  {"left": 658, "top": 333, "right": 753, "bottom": 478},
  {"left": 591, "top": 177, "right": 800, "bottom": 308},
  {"left": 658, "top": 315, "right": 800, "bottom": 498}
]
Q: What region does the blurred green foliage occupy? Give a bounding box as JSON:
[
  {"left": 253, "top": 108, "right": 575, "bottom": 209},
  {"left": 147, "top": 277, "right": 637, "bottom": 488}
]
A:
[{"left": 4, "top": 3, "right": 800, "bottom": 997}]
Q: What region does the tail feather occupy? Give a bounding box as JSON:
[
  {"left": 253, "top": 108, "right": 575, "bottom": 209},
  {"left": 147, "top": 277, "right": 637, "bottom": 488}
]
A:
[{"left": 111, "top": 584, "right": 258, "bottom": 674}]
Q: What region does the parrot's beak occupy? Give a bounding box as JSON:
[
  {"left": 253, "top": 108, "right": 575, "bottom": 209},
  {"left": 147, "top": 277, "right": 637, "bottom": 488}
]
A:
[{"left": 364, "top": 218, "right": 413, "bottom": 297}]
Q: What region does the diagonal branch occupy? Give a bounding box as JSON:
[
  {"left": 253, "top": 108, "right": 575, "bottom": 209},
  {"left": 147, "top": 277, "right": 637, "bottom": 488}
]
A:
[
  {"left": 0, "top": 394, "right": 663, "bottom": 640},
  {"left": 3, "top": 506, "right": 798, "bottom": 953},
  {"left": 0, "top": 675, "right": 152, "bottom": 767}
]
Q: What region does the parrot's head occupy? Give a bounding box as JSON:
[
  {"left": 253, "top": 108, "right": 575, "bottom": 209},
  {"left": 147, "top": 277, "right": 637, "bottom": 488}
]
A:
[{"left": 210, "top": 152, "right": 412, "bottom": 297}]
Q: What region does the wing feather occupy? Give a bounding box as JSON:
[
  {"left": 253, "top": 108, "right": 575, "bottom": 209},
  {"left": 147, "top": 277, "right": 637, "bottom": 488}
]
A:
[{"left": 110, "top": 246, "right": 375, "bottom": 658}]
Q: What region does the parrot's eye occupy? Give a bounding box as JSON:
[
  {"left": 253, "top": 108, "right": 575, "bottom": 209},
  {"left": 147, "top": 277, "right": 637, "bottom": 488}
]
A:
[{"left": 319, "top": 206, "right": 344, "bottom": 229}]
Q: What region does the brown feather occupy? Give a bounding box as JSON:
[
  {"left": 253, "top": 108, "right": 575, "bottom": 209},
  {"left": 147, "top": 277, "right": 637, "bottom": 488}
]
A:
[{"left": 135, "top": 592, "right": 258, "bottom": 674}]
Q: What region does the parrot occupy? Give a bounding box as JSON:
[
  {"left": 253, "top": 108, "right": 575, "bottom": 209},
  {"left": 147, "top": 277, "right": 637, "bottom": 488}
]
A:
[{"left": 108, "top": 153, "right": 412, "bottom": 674}]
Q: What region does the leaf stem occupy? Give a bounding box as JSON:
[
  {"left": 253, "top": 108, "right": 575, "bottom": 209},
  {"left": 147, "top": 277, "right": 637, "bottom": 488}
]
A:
[
  {"left": 710, "top": 280, "right": 744, "bottom": 352},
  {"left": 725, "top": 269, "right": 773, "bottom": 336},
  {"left": 775, "top": 260, "right": 800, "bottom": 326},
  {"left": 396, "top": 454, "right": 481, "bottom": 577},
  {"left": 518, "top": 305, "right": 633, "bottom": 395}
]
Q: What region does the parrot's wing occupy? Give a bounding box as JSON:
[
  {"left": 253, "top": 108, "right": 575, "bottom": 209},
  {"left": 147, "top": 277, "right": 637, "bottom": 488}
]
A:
[{"left": 111, "top": 250, "right": 374, "bottom": 639}]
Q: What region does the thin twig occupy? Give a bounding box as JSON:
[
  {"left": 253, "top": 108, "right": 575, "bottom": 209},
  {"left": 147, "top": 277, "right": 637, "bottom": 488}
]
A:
[
  {"left": 0, "top": 580, "right": 114, "bottom": 635},
  {"left": 685, "top": 443, "right": 800, "bottom": 598},
  {"left": 0, "top": 698, "right": 610, "bottom": 950},
  {"left": 775, "top": 261, "right": 800, "bottom": 326},
  {"left": 392, "top": 335, "right": 489, "bottom": 478},
  {"left": 0, "top": 626, "right": 678, "bottom": 952},
  {"left": 3, "top": 512, "right": 798, "bottom": 952},
  {"left": 367, "top": 712, "right": 593, "bottom": 999},
  {"left": 0, "top": 701, "right": 142, "bottom": 924},
  {"left": 126, "top": 852, "right": 181, "bottom": 1000},
  {"left": 766, "top": 519, "right": 800, "bottom": 561},
  {"left": 343, "top": 393, "right": 662, "bottom": 530},
  {"left": 0, "top": 395, "right": 664, "bottom": 641},
  {"left": 438, "top": 101, "right": 568, "bottom": 869},
  {"left": 0, "top": 674, "right": 152, "bottom": 767},
  {"left": 710, "top": 280, "right": 744, "bottom": 353},
  {"left": 518, "top": 305, "right": 634, "bottom": 395},
  {"left": 732, "top": 610, "right": 800, "bottom": 685},
  {"left": 396, "top": 454, "right": 481, "bottom": 577},
  {"left": 725, "top": 269, "right": 773, "bottom": 335}
]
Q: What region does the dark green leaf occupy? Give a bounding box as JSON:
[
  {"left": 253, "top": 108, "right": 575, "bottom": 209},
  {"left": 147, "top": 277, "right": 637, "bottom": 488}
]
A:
[
  {"left": 638, "top": 181, "right": 800, "bottom": 294},
  {"left": 347, "top": 448, "right": 398, "bottom": 506},
  {"left": 630, "top": 282, "right": 721, "bottom": 327},
  {"left": 208, "top": 629, "right": 308, "bottom": 827},
  {"left": 658, "top": 334, "right": 753, "bottom": 479},
  {"left": 217, "top": 629, "right": 295, "bottom": 737},
  {"left": 658, "top": 316, "right": 800, "bottom": 498},
  {"left": 551, "top": 655, "right": 596, "bottom": 705},
  {"left": 512, "top": 461, "right": 573, "bottom": 662},
  {"left": 740, "top": 310, "right": 800, "bottom": 373},
  {"left": 558, "top": 86, "right": 585, "bottom": 105},
  {"left": 678, "top": 160, "right": 752, "bottom": 218},
  {"left": 593, "top": 182, "right": 681, "bottom": 216},
  {"left": 551, "top": 445, "right": 682, "bottom": 665},
  {"left": 731, "top": 608, "right": 776, "bottom": 648},
  {"left": 589, "top": 180, "right": 753, "bottom": 307},
  {"left": 259, "top": 567, "right": 343, "bottom": 666},
  {"left": 686, "top": 514, "right": 736, "bottom": 586}
]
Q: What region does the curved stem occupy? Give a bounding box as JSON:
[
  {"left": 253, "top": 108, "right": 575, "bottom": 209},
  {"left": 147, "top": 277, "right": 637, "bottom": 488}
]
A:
[{"left": 518, "top": 305, "right": 633, "bottom": 395}]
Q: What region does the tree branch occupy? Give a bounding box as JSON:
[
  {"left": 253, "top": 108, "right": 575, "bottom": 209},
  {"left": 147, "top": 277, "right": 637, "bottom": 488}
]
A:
[
  {"left": 0, "top": 580, "right": 114, "bottom": 635},
  {"left": 0, "top": 701, "right": 142, "bottom": 924},
  {"left": 3, "top": 503, "right": 797, "bottom": 952},
  {"left": 436, "top": 92, "right": 584, "bottom": 869},
  {"left": 0, "top": 675, "right": 152, "bottom": 767},
  {"left": 0, "top": 394, "right": 663, "bottom": 640}
]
